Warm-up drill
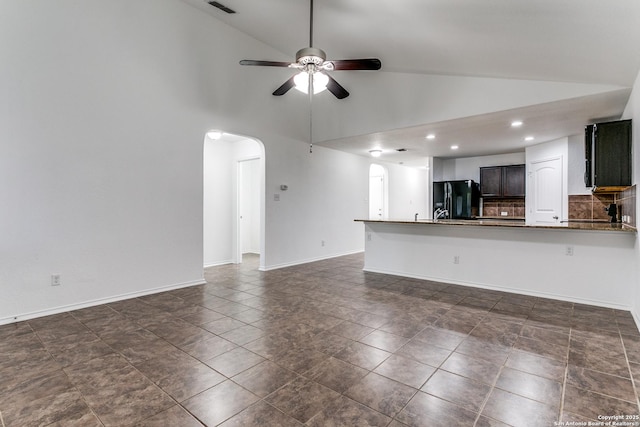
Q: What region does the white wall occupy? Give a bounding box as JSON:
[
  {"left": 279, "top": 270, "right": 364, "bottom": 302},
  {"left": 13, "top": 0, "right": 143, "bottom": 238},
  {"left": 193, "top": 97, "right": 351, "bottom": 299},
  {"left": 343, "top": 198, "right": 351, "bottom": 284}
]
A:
[
  {"left": 203, "top": 139, "right": 233, "bottom": 266},
  {"left": 621, "top": 67, "right": 640, "bottom": 327},
  {"left": 567, "top": 134, "right": 591, "bottom": 195},
  {"left": 386, "top": 164, "right": 428, "bottom": 220},
  {"left": 261, "top": 149, "right": 429, "bottom": 269},
  {"left": 439, "top": 152, "right": 526, "bottom": 181},
  {"left": 364, "top": 222, "right": 637, "bottom": 310},
  {"left": 0, "top": 0, "right": 361, "bottom": 322},
  {"left": 263, "top": 141, "right": 370, "bottom": 269},
  {"left": 432, "top": 157, "right": 445, "bottom": 182}
]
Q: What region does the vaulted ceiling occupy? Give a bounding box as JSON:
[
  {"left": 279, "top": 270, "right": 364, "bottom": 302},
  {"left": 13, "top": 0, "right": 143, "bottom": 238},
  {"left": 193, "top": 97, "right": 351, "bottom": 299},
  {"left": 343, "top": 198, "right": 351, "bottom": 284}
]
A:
[{"left": 182, "top": 0, "right": 640, "bottom": 163}]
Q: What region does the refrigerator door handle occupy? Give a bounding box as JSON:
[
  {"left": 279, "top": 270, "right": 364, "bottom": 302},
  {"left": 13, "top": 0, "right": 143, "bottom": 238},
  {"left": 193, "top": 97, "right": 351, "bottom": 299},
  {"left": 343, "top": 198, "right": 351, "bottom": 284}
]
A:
[{"left": 445, "top": 183, "right": 451, "bottom": 219}]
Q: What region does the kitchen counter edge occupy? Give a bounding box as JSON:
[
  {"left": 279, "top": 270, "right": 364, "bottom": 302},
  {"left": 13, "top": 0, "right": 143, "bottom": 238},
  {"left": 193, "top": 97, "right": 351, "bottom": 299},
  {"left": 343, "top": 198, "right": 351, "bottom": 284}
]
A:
[{"left": 355, "top": 219, "right": 637, "bottom": 233}]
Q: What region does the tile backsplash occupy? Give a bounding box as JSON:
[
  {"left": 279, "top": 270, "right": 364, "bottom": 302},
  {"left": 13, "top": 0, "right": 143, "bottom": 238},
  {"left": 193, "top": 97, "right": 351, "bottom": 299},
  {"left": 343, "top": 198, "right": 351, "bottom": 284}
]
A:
[
  {"left": 568, "top": 194, "right": 614, "bottom": 221},
  {"left": 618, "top": 185, "right": 636, "bottom": 227},
  {"left": 568, "top": 185, "right": 636, "bottom": 227},
  {"left": 481, "top": 198, "right": 525, "bottom": 218}
]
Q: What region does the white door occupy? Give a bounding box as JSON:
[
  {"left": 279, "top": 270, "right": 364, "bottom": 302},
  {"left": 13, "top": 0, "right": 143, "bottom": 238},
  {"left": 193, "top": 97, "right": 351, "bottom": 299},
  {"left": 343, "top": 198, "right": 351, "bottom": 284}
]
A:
[
  {"left": 369, "top": 175, "right": 384, "bottom": 219},
  {"left": 529, "top": 157, "right": 563, "bottom": 224},
  {"left": 238, "top": 158, "right": 260, "bottom": 259}
]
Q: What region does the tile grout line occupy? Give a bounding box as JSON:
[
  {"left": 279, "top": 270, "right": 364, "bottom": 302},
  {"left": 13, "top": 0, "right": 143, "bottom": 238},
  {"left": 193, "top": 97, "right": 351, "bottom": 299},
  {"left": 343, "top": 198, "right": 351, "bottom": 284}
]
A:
[
  {"left": 617, "top": 326, "right": 640, "bottom": 412},
  {"left": 558, "top": 326, "right": 573, "bottom": 423},
  {"left": 71, "top": 307, "right": 219, "bottom": 427},
  {"left": 470, "top": 313, "right": 519, "bottom": 427},
  {"left": 463, "top": 308, "right": 499, "bottom": 426}
]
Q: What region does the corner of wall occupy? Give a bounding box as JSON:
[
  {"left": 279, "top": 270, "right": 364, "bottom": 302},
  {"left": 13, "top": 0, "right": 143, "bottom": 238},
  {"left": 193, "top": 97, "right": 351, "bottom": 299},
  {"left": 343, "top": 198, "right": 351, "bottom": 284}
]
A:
[{"left": 621, "top": 64, "right": 640, "bottom": 328}]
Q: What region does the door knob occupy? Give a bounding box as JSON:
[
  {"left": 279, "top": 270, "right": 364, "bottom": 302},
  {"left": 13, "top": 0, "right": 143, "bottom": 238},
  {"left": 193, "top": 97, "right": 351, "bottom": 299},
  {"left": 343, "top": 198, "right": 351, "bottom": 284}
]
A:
[{"left": 553, "top": 216, "right": 558, "bottom": 220}]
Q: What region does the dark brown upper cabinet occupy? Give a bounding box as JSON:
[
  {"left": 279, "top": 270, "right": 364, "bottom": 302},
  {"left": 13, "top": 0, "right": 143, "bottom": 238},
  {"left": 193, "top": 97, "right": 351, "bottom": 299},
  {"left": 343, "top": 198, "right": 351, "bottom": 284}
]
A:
[
  {"left": 479, "top": 166, "right": 502, "bottom": 197},
  {"left": 585, "top": 119, "right": 632, "bottom": 191},
  {"left": 480, "top": 164, "right": 525, "bottom": 198}
]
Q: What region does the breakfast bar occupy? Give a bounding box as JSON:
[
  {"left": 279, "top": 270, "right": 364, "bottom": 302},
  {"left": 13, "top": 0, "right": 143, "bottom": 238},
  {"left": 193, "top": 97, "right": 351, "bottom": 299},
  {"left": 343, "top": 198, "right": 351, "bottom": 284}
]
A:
[{"left": 356, "top": 219, "right": 637, "bottom": 310}]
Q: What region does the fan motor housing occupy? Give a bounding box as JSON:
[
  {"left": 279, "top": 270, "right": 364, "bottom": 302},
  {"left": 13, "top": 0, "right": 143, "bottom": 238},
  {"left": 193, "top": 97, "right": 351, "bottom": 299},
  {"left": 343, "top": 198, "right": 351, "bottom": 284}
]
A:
[{"left": 296, "top": 47, "right": 326, "bottom": 66}]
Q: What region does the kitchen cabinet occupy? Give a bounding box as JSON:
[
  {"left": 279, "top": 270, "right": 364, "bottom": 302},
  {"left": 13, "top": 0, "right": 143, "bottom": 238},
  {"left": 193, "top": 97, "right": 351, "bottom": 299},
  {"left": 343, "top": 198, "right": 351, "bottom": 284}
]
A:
[
  {"left": 480, "top": 164, "right": 525, "bottom": 197},
  {"left": 585, "top": 119, "right": 631, "bottom": 191},
  {"left": 479, "top": 167, "right": 502, "bottom": 197}
]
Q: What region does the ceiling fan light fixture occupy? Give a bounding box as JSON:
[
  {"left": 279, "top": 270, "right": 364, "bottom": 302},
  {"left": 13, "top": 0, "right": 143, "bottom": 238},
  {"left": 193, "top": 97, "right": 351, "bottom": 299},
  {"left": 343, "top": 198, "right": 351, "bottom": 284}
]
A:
[
  {"left": 369, "top": 149, "right": 382, "bottom": 157},
  {"left": 206, "top": 131, "right": 223, "bottom": 140},
  {"left": 293, "top": 71, "right": 329, "bottom": 94},
  {"left": 239, "top": 0, "right": 381, "bottom": 99}
]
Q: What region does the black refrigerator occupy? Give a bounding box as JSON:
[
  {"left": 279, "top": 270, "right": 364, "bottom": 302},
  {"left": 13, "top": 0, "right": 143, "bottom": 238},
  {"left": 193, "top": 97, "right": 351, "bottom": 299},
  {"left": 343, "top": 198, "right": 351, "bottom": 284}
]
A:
[{"left": 433, "top": 180, "right": 480, "bottom": 219}]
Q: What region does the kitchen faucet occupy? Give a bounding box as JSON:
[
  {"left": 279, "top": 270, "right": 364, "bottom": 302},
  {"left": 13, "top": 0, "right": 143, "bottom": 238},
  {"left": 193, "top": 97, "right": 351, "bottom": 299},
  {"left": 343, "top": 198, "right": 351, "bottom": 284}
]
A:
[{"left": 434, "top": 208, "right": 449, "bottom": 220}]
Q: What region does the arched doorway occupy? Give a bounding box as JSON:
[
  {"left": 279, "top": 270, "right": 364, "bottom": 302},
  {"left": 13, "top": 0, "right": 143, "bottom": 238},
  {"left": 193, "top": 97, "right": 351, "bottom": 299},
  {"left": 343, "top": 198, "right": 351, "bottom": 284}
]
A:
[{"left": 203, "top": 131, "right": 265, "bottom": 269}]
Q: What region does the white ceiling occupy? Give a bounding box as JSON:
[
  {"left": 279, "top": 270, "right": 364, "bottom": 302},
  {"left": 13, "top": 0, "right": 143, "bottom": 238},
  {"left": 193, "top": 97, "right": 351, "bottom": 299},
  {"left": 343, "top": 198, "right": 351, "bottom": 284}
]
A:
[{"left": 183, "top": 0, "right": 640, "bottom": 163}]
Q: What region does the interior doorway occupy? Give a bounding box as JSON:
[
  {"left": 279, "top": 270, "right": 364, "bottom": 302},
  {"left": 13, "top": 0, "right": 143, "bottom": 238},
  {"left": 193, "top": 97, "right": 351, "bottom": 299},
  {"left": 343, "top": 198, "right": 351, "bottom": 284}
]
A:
[
  {"left": 203, "top": 132, "right": 265, "bottom": 269},
  {"left": 369, "top": 164, "right": 388, "bottom": 220}
]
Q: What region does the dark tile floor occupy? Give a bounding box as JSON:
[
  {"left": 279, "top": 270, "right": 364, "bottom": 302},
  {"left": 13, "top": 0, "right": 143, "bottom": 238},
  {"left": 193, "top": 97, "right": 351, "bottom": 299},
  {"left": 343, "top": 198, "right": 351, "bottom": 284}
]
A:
[{"left": 1, "top": 253, "right": 639, "bottom": 426}]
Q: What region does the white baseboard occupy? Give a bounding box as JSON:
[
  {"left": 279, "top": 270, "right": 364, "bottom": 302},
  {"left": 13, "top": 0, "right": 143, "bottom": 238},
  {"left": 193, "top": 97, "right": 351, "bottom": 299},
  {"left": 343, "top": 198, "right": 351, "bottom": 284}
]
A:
[
  {"left": 363, "top": 266, "right": 632, "bottom": 311},
  {"left": 0, "top": 279, "right": 206, "bottom": 326},
  {"left": 204, "top": 259, "right": 234, "bottom": 268},
  {"left": 261, "top": 250, "right": 363, "bottom": 271}
]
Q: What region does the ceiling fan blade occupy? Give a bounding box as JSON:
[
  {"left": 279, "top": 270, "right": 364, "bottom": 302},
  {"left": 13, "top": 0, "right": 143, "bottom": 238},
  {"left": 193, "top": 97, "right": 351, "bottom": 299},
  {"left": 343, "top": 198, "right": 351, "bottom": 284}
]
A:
[
  {"left": 326, "top": 75, "right": 349, "bottom": 99},
  {"left": 325, "top": 58, "right": 382, "bottom": 71},
  {"left": 240, "top": 60, "right": 293, "bottom": 67},
  {"left": 272, "top": 76, "right": 296, "bottom": 96}
]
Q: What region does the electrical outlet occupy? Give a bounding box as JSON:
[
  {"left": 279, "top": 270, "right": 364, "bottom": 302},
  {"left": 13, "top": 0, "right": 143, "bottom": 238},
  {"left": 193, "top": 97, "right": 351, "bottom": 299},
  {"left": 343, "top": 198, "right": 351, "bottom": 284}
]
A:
[
  {"left": 367, "top": 233, "right": 372, "bottom": 241},
  {"left": 51, "top": 274, "right": 61, "bottom": 286},
  {"left": 273, "top": 194, "right": 280, "bottom": 201},
  {"left": 321, "top": 240, "right": 325, "bottom": 247},
  {"left": 453, "top": 255, "right": 460, "bottom": 264},
  {"left": 565, "top": 246, "right": 574, "bottom": 256}
]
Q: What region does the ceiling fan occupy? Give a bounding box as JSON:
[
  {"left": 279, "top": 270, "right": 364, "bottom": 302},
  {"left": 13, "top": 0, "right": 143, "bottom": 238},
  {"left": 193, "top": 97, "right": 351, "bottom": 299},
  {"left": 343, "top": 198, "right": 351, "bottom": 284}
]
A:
[{"left": 239, "top": 0, "right": 381, "bottom": 99}]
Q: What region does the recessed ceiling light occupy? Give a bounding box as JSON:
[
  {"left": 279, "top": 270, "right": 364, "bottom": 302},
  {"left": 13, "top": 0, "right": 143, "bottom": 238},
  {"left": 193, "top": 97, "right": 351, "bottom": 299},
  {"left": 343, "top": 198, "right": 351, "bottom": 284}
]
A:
[
  {"left": 369, "top": 149, "right": 382, "bottom": 157},
  {"left": 426, "top": 134, "right": 436, "bottom": 140},
  {"left": 450, "top": 145, "right": 459, "bottom": 150},
  {"left": 511, "top": 121, "right": 523, "bottom": 127},
  {"left": 524, "top": 136, "right": 534, "bottom": 141}
]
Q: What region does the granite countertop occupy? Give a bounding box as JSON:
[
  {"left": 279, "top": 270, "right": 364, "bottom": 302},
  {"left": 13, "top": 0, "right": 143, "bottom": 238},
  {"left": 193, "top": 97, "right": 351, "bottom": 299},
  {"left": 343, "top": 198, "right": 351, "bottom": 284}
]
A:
[
  {"left": 355, "top": 218, "right": 637, "bottom": 233},
  {"left": 477, "top": 216, "right": 525, "bottom": 220}
]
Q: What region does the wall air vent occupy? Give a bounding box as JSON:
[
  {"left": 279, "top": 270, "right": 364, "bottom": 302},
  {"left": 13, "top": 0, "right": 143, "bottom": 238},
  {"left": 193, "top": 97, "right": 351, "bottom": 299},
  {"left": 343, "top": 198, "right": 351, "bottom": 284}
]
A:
[{"left": 208, "top": 1, "right": 236, "bottom": 14}]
